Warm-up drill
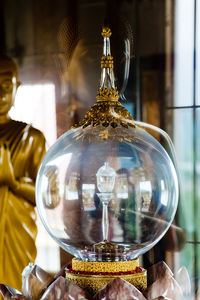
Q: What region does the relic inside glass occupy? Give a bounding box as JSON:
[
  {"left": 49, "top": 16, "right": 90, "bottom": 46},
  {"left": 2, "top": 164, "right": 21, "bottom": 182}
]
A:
[{"left": 36, "top": 27, "right": 178, "bottom": 263}]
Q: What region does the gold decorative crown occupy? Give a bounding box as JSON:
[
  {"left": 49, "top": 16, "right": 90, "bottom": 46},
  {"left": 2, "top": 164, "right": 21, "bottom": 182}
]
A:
[
  {"left": 72, "top": 27, "right": 136, "bottom": 134},
  {"left": 96, "top": 86, "right": 119, "bottom": 101},
  {"left": 101, "top": 26, "right": 112, "bottom": 38}
]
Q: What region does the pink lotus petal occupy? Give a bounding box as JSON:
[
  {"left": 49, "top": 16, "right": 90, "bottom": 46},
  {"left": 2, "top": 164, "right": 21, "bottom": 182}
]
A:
[
  {"left": 94, "top": 277, "right": 146, "bottom": 300},
  {"left": 176, "top": 266, "right": 191, "bottom": 295},
  {"left": 0, "top": 285, "right": 21, "bottom": 300},
  {"left": 147, "top": 261, "right": 173, "bottom": 286},
  {"left": 22, "top": 264, "right": 54, "bottom": 299},
  {"left": 40, "top": 276, "right": 89, "bottom": 300},
  {"left": 147, "top": 275, "right": 183, "bottom": 300}
]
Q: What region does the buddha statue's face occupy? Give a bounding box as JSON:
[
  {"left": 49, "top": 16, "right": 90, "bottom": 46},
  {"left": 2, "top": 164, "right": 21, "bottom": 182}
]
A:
[{"left": 0, "top": 59, "right": 18, "bottom": 116}]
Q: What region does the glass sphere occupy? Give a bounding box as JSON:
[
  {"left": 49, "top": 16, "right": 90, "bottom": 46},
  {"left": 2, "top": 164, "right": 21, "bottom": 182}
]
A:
[{"left": 36, "top": 123, "right": 178, "bottom": 261}]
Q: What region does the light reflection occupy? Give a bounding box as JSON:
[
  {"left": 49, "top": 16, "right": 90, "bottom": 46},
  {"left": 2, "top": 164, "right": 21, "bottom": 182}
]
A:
[
  {"left": 160, "top": 179, "right": 168, "bottom": 206},
  {"left": 82, "top": 184, "right": 95, "bottom": 211},
  {"left": 9, "top": 83, "right": 57, "bottom": 146},
  {"left": 140, "top": 181, "right": 152, "bottom": 212},
  {"left": 116, "top": 173, "right": 128, "bottom": 199},
  {"left": 66, "top": 172, "right": 79, "bottom": 200},
  {"left": 9, "top": 82, "right": 59, "bottom": 272}
]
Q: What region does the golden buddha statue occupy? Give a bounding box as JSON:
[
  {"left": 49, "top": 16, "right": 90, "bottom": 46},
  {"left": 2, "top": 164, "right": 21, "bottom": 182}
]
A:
[{"left": 0, "top": 56, "right": 46, "bottom": 291}]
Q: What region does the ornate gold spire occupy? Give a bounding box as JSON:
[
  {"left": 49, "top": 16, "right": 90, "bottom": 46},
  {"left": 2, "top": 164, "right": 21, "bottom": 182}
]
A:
[
  {"left": 96, "top": 27, "right": 119, "bottom": 101},
  {"left": 72, "top": 27, "right": 135, "bottom": 132}
]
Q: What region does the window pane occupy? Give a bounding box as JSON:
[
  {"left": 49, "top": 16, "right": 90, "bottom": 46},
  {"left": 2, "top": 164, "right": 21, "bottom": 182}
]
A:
[
  {"left": 196, "top": 109, "right": 200, "bottom": 241},
  {"left": 196, "top": 0, "right": 200, "bottom": 105},
  {"left": 197, "top": 245, "right": 200, "bottom": 296},
  {"left": 174, "top": 0, "right": 195, "bottom": 107},
  {"left": 173, "top": 109, "right": 194, "bottom": 241}
]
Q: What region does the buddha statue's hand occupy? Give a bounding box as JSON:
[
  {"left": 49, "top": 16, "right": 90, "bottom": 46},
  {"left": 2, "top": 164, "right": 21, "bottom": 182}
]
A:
[{"left": 0, "top": 143, "right": 18, "bottom": 190}]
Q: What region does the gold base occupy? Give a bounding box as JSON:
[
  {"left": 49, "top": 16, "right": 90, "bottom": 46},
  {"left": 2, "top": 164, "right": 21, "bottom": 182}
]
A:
[
  {"left": 65, "top": 259, "right": 147, "bottom": 296},
  {"left": 71, "top": 257, "right": 140, "bottom": 273}
]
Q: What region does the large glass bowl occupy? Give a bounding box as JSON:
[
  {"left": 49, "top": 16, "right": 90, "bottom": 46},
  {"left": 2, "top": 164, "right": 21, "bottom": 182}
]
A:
[{"left": 36, "top": 123, "right": 178, "bottom": 261}]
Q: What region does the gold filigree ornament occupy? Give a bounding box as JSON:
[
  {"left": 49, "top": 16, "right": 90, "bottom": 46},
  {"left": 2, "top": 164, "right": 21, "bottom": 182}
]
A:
[
  {"left": 101, "top": 26, "right": 112, "bottom": 38},
  {"left": 101, "top": 55, "right": 114, "bottom": 69},
  {"left": 65, "top": 258, "right": 147, "bottom": 296},
  {"left": 96, "top": 86, "right": 119, "bottom": 101},
  {"left": 71, "top": 257, "right": 140, "bottom": 273},
  {"left": 72, "top": 27, "right": 137, "bottom": 142},
  {"left": 66, "top": 270, "right": 147, "bottom": 296}
]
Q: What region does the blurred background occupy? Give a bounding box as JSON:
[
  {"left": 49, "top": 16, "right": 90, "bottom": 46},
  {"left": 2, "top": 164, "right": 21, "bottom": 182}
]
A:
[{"left": 0, "top": 0, "right": 200, "bottom": 298}]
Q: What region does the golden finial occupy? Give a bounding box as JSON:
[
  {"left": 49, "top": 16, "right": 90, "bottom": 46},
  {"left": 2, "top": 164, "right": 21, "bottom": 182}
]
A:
[
  {"left": 102, "top": 26, "right": 112, "bottom": 38},
  {"left": 71, "top": 26, "right": 136, "bottom": 133},
  {"left": 96, "top": 26, "right": 119, "bottom": 101}
]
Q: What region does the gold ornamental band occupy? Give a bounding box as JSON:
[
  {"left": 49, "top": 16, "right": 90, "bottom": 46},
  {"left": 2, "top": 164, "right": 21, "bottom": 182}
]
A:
[
  {"left": 101, "top": 62, "right": 113, "bottom": 68},
  {"left": 71, "top": 258, "right": 139, "bottom": 273},
  {"left": 101, "top": 55, "right": 114, "bottom": 68},
  {"left": 96, "top": 86, "right": 119, "bottom": 101},
  {"left": 65, "top": 270, "right": 147, "bottom": 295}
]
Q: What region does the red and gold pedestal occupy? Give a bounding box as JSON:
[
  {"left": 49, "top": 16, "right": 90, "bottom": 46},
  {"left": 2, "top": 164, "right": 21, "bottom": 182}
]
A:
[{"left": 65, "top": 258, "right": 147, "bottom": 295}]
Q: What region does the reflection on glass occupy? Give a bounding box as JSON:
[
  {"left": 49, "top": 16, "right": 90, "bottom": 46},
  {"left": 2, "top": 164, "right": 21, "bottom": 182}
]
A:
[
  {"left": 116, "top": 173, "right": 128, "bottom": 199},
  {"left": 140, "top": 181, "right": 152, "bottom": 212},
  {"left": 82, "top": 184, "right": 95, "bottom": 211},
  {"left": 43, "top": 165, "right": 60, "bottom": 208},
  {"left": 66, "top": 172, "right": 79, "bottom": 200},
  {"left": 160, "top": 180, "right": 168, "bottom": 206}
]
